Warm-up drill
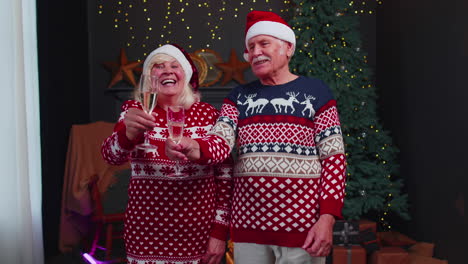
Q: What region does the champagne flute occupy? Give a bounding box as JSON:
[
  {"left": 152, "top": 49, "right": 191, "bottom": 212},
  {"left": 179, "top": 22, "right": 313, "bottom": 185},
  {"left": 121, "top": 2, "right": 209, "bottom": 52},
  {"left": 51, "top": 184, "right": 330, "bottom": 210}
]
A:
[
  {"left": 167, "top": 106, "right": 185, "bottom": 177},
  {"left": 136, "top": 74, "right": 159, "bottom": 152}
]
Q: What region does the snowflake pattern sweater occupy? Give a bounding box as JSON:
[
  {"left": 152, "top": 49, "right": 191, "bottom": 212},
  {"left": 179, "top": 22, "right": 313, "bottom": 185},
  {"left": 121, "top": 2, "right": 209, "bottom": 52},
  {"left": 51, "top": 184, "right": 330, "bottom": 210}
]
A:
[
  {"left": 194, "top": 76, "right": 346, "bottom": 247},
  {"left": 101, "top": 101, "right": 233, "bottom": 264}
]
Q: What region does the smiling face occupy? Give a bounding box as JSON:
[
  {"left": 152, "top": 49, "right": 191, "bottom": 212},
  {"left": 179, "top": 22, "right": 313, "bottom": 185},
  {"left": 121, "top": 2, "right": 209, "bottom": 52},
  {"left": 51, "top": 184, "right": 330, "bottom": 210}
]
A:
[
  {"left": 247, "top": 35, "right": 293, "bottom": 82},
  {"left": 150, "top": 57, "right": 186, "bottom": 99}
]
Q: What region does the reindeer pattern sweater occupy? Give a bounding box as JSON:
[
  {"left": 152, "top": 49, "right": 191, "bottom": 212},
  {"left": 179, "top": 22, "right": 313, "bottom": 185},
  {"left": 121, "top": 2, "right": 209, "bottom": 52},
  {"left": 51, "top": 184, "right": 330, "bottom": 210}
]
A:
[{"left": 194, "top": 76, "right": 346, "bottom": 247}]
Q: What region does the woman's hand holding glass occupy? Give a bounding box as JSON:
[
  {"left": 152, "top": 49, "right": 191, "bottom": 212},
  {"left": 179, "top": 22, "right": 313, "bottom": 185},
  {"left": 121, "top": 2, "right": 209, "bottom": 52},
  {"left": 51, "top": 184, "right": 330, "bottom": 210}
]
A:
[
  {"left": 167, "top": 105, "right": 185, "bottom": 177},
  {"left": 123, "top": 108, "right": 156, "bottom": 141},
  {"left": 135, "top": 74, "right": 160, "bottom": 151}
]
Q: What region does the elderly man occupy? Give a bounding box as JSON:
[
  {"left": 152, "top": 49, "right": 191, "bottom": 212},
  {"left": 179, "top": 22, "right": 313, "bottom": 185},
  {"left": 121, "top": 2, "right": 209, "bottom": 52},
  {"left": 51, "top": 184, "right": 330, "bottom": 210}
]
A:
[{"left": 167, "top": 10, "right": 346, "bottom": 264}]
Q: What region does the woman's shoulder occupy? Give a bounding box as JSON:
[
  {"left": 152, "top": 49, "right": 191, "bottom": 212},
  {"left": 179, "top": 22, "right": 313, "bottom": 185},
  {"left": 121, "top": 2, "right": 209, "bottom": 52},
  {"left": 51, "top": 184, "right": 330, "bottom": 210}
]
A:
[
  {"left": 192, "top": 101, "right": 219, "bottom": 113},
  {"left": 121, "top": 100, "right": 142, "bottom": 111},
  {"left": 187, "top": 102, "right": 220, "bottom": 124}
]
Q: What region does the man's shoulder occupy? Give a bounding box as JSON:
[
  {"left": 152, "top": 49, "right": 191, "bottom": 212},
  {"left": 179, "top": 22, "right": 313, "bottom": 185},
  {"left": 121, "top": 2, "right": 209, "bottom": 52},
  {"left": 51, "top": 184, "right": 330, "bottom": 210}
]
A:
[
  {"left": 227, "top": 80, "right": 261, "bottom": 97},
  {"left": 295, "top": 76, "right": 333, "bottom": 95},
  {"left": 236, "top": 79, "right": 262, "bottom": 90},
  {"left": 296, "top": 75, "right": 328, "bottom": 87}
]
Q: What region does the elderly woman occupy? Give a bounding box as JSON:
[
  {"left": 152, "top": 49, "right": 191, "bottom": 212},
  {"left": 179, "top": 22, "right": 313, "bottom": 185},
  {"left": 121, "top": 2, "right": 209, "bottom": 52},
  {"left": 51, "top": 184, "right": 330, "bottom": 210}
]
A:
[{"left": 101, "top": 44, "right": 233, "bottom": 264}]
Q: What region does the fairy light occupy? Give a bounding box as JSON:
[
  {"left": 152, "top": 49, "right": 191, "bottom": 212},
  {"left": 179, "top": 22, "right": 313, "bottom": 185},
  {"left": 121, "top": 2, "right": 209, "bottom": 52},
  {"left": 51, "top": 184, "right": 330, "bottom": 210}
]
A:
[
  {"left": 352, "top": 0, "right": 383, "bottom": 15},
  {"left": 98, "top": 3, "right": 104, "bottom": 15}
]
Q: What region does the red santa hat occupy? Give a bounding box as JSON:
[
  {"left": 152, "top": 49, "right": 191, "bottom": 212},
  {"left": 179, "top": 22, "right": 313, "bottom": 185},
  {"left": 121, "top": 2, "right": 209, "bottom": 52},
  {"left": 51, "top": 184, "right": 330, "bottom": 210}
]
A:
[
  {"left": 243, "top": 11, "right": 296, "bottom": 61},
  {"left": 143, "top": 43, "right": 199, "bottom": 91}
]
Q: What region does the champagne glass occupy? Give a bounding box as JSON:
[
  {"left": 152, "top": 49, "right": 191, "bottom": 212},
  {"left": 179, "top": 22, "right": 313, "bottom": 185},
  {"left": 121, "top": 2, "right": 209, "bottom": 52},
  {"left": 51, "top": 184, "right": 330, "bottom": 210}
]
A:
[
  {"left": 167, "top": 106, "right": 185, "bottom": 177},
  {"left": 136, "top": 74, "right": 159, "bottom": 152}
]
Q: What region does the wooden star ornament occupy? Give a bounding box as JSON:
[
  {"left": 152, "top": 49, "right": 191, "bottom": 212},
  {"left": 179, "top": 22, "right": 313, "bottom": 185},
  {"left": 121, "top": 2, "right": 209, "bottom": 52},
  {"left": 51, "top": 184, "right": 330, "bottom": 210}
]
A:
[
  {"left": 102, "top": 48, "right": 142, "bottom": 88},
  {"left": 215, "top": 49, "right": 250, "bottom": 86}
]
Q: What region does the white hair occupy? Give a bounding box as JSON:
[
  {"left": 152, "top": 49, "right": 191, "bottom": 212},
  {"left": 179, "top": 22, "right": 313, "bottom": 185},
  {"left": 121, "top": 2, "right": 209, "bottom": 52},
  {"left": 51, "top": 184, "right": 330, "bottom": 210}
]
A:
[{"left": 136, "top": 53, "right": 200, "bottom": 108}]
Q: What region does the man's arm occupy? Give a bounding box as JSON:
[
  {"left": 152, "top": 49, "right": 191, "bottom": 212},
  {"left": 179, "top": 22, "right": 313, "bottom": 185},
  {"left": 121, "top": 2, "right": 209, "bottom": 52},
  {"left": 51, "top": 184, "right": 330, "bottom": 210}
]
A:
[
  {"left": 315, "top": 100, "right": 347, "bottom": 218},
  {"left": 303, "top": 99, "right": 347, "bottom": 256},
  {"left": 302, "top": 214, "right": 335, "bottom": 256}
]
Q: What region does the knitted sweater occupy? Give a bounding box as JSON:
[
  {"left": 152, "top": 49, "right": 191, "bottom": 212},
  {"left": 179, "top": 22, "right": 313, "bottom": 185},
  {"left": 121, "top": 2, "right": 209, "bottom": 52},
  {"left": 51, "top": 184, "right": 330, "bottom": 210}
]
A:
[
  {"left": 102, "top": 101, "right": 233, "bottom": 264},
  {"left": 194, "top": 76, "right": 346, "bottom": 247}
]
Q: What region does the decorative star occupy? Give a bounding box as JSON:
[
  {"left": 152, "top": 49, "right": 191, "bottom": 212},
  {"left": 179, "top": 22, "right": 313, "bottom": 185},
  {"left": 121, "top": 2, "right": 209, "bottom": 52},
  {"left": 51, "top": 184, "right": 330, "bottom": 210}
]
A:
[
  {"left": 215, "top": 49, "right": 250, "bottom": 86},
  {"left": 102, "top": 48, "right": 142, "bottom": 88}
]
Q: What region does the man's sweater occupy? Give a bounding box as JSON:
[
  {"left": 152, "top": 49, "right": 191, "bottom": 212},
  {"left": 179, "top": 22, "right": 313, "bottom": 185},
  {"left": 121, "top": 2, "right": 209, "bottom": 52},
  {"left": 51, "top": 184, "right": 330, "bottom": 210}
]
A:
[{"left": 195, "top": 76, "right": 346, "bottom": 247}]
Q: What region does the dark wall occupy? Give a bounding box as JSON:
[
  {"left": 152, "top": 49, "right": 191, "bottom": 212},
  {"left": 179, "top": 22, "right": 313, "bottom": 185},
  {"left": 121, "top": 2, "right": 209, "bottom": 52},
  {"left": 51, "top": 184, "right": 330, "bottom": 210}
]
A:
[
  {"left": 37, "top": 0, "right": 90, "bottom": 259},
  {"left": 39, "top": 1, "right": 468, "bottom": 262},
  {"left": 377, "top": 1, "right": 467, "bottom": 263}
]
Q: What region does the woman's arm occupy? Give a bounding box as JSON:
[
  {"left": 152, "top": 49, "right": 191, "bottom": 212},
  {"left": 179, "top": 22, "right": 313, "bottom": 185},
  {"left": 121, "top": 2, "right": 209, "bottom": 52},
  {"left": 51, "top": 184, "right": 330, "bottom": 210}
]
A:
[{"left": 101, "top": 100, "right": 155, "bottom": 165}]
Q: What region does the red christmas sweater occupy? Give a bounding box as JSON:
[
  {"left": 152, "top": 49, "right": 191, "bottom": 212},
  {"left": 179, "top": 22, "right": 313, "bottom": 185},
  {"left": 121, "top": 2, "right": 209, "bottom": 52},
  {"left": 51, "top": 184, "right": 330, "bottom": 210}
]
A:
[
  {"left": 194, "top": 76, "right": 346, "bottom": 247},
  {"left": 102, "top": 100, "right": 233, "bottom": 264}
]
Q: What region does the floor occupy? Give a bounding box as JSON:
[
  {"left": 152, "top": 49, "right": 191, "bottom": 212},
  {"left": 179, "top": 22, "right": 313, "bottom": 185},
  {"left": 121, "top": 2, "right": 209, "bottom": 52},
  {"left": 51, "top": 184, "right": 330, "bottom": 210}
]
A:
[{"left": 45, "top": 240, "right": 126, "bottom": 264}]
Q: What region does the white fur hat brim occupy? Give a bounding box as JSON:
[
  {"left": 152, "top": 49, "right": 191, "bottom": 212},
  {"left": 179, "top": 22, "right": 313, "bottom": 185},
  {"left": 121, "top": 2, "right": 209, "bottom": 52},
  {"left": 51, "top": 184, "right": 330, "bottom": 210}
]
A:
[
  {"left": 244, "top": 20, "right": 296, "bottom": 61},
  {"left": 142, "top": 44, "right": 193, "bottom": 85}
]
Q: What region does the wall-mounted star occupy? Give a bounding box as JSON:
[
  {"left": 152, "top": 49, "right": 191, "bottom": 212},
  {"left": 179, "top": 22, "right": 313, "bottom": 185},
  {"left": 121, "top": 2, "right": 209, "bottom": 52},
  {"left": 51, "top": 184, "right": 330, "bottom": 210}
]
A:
[
  {"left": 215, "top": 48, "right": 250, "bottom": 86},
  {"left": 102, "top": 48, "right": 142, "bottom": 88}
]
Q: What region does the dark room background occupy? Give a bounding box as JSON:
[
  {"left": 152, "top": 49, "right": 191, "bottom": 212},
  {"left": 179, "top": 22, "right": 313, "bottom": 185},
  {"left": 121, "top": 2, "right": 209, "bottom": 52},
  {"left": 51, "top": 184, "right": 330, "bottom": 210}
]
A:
[{"left": 38, "top": 0, "right": 466, "bottom": 263}]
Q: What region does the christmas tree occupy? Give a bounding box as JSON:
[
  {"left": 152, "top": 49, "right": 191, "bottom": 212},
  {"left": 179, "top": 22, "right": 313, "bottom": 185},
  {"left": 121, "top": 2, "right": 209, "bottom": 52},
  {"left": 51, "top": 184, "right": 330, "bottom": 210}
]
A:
[{"left": 288, "top": 0, "right": 409, "bottom": 228}]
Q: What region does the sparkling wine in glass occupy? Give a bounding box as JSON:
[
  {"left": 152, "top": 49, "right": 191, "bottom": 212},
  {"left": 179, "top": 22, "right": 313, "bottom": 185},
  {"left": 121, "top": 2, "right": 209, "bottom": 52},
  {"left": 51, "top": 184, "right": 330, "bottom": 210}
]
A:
[
  {"left": 136, "top": 74, "right": 159, "bottom": 152},
  {"left": 167, "top": 106, "right": 185, "bottom": 177}
]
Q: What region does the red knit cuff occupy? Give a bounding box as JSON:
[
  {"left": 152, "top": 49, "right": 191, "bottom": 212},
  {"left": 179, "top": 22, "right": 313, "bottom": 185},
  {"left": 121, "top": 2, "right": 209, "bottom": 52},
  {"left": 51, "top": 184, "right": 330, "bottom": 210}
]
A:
[
  {"left": 116, "top": 127, "right": 142, "bottom": 150},
  {"left": 319, "top": 198, "right": 344, "bottom": 220},
  {"left": 209, "top": 223, "right": 229, "bottom": 241},
  {"left": 193, "top": 138, "right": 211, "bottom": 165}
]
